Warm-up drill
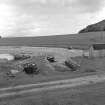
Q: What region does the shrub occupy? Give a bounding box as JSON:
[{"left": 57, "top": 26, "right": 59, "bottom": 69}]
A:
[
  {"left": 14, "top": 54, "right": 30, "bottom": 60},
  {"left": 23, "top": 63, "right": 39, "bottom": 75},
  {"left": 65, "top": 60, "right": 80, "bottom": 71}
]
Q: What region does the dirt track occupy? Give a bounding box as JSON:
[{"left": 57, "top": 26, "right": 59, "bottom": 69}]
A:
[{"left": 0, "top": 74, "right": 105, "bottom": 99}]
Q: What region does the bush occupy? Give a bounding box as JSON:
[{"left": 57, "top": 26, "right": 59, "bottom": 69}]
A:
[
  {"left": 14, "top": 54, "right": 30, "bottom": 60},
  {"left": 65, "top": 60, "right": 80, "bottom": 71},
  {"left": 23, "top": 63, "right": 39, "bottom": 75}
]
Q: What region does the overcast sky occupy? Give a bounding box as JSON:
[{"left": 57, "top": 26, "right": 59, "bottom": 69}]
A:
[{"left": 0, "top": 0, "right": 105, "bottom": 37}]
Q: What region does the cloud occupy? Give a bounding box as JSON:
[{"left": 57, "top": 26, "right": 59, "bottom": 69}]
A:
[
  {"left": 1, "top": 0, "right": 103, "bottom": 15},
  {"left": 0, "top": 0, "right": 105, "bottom": 37},
  {"left": 72, "top": 0, "right": 105, "bottom": 13},
  {"left": 1, "top": 0, "right": 105, "bottom": 13},
  {"left": 12, "top": 15, "right": 48, "bottom": 37}
]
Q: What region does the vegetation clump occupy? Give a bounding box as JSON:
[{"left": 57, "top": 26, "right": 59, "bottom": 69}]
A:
[
  {"left": 22, "top": 63, "right": 39, "bottom": 75},
  {"left": 14, "top": 54, "right": 30, "bottom": 61},
  {"left": 65, "top": 60, "right": 80, "bottom": 71}
]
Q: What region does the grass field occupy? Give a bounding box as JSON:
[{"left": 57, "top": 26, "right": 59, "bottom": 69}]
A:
[
  {"left": 0, "top": 32, "right": 105, "bottom": 49},
  {"left": 0, "top": 46, "right": 104, "bottom": 88},
  {"left": 1, "top": 81, "right": 105, "bottom": 105},
  {"left": 0, "top": 32, "right": 105, "bottom": 104}
]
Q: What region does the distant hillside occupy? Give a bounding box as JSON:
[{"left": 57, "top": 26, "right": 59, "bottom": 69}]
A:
[
  {"left": 79, "top": 20, "right": 105, "bottom": 33},
  {"left": 0, "top": 32, "right": 105, "bottom": 49}
]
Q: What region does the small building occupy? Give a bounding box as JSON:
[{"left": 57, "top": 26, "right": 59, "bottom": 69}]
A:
[{"left": 89, "top": 44, "right": 105, "bottom": 57}]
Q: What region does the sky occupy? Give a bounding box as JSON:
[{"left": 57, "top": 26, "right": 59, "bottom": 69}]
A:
[{"left": 0, "top": 0, "right": 105, "bottom": 37}]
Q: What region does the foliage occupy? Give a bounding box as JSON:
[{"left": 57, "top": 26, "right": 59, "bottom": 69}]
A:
[
  {"left": 14, "top": 54, "right": 30, "bottom": 60},
  {"left": 23, "top": 63, "right": 39, "bottom": 75}
]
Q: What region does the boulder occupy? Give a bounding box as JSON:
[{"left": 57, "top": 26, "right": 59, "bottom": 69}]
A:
[
  {"left": 6, "top": 69, "right": 20, "bottom": 78},
  {"left": 10, "top": 69, "right": 20, "bottom": 75}
]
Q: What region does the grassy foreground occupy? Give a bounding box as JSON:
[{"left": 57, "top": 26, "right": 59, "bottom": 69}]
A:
[
  {"left": 0, "top": 54, "right": 104, "bottom": 88},
  {"left": 0, "top": 32, "right": 105, "bottom": 104},
  {"left": 1, "top": 80, "right": 105, "bottom": 105}
]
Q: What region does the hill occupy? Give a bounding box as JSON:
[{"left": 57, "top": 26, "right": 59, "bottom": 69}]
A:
[
  {"left": 79, "top": 20, "right": 105, "bottom": 33},
  {"left": 0, "top": 32, "right": 105, "bottom": 49}
]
